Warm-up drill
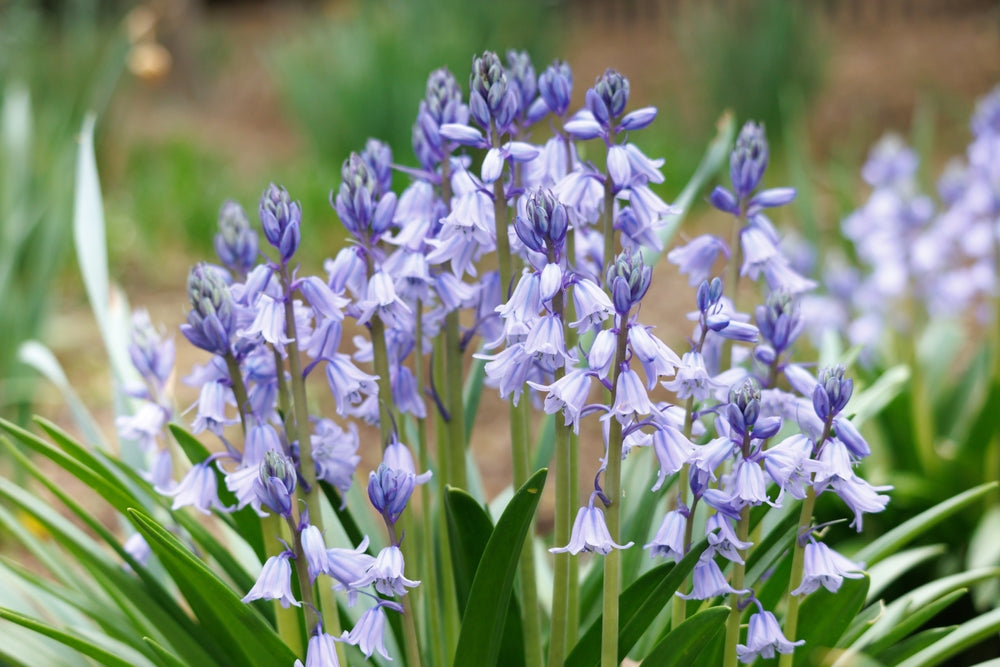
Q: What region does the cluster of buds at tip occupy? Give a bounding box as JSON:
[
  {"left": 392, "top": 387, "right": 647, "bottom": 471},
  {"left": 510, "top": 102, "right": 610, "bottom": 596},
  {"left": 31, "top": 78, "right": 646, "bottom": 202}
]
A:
[
  {"left": 505, "top": 49, "right": 537, "bottom": 119},
  {"left": 413, "top": 67, "right": 467, "bottom": 170},
  {"left": 360, "top": 139, "right": 393, "bottom": 199},
  {"left": 514, "top": 187, "right": 569, "bottom": 260},
  {"left": 754, "top": 292, "right": 803, "bottom": 364},
  {"left": 588, "top": 68, "right": 630, "bottom": 126},
  {"left": 214, "top": 200, "right": 258, "bottom": 277},
  {"left": 727, "top": 377, "right": 781, "bottom": 440},
  {"left": 607, "top": 250, "right": 651, "bottom": 315},
  {"left": 334, "top": 153, "right": 397, "bottom": 243},
  {"left": 469, "top": 51, "right": 517, "bottom": 133},
  {"left": 367, "top": 463, "right": 416, "bottom": 526},
  {"left": 538, "top": 59, "right": 572, "bottom": 118},
  {"left": 730, "top": 121, "right": 769, "bottom": 200},
  {"left": 814, "top": 365, "right": 853, "bottom": 420},
  {"left": 181, "top": 263, "right": 235, "bottom": 356},
  {"left": 259, "top": 183, "right": 301, "bottom": 264},
  {"left": 256, "top": 450, "right": 297, "bottom": 518}
]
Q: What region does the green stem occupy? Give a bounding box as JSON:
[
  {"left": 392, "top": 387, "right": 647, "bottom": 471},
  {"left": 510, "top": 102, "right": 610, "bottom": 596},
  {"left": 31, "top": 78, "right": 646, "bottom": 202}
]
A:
[
  {"left": 549, "top": 297, "right": 572, "bottom": 667},
  {"left": 263, "top": 513, "right": 304, "bottom": 656},
  {"left": 602, "top": 128, "right": 618, "bottom": 273},
  {"left": 723, "top": 504, "right": 751, "bottom": 667},
  {"left": 364, "top": 253, "right": 396, "bottom": 450},
  {"left": 601, "top": 320, "right": 630, "bottom": 667},
  {"left": 415, "top": 303, "right": 447, "bottom": 667},
  {"left": 778, "top": 486, "right": 817, "bottom": 667},
  {"left": 444, "top": 310, "right": 467, "bottom": 489},
  {"left": 492, "top": 153, "right": 543, "bottom": 667}
]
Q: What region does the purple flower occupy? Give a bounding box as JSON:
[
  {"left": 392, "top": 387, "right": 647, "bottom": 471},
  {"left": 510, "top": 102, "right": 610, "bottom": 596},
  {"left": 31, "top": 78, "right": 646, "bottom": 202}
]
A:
[
  {"left": 312, "top": 418, "right": 360, "bottom": 494},
  {"left": 255, "top": 450, "right": 296, "bottom": 518},
  {"left": 550, "top": 499, "right": 634, "bottom": 555},
  {"left": 258, "top": 184, "right": 301, "bottom": 264},
  {"left": 343, "top": 602, "right": 396, "bottom": 660},
  {"left": 326, "top": 537, "right": 376, "bottom": 606},
  {"left": 628, "top": 325, "right": 681, "bottom": 390},
  {"left": 181, "top": 263, "right": 236, "bottom": 356},
  {"left": 737, "top": 607, "right": 803, "bottom": 662},
  {"left": 169, "top": 461, "right": 229, "bottom": 515},
  {"left": 354, "top": 545, "right": 420, "bottom": 596},
  {"left": 611, "top": 366, "right": 654, "bottom": 421},
  {"left": 730, "top": 121, "right": 769, "bottom": 199},
  {"left": 651, "top": 425, "right": 695, "bottom": 491},
  {"left": 662, "top": 351, "right": 724, "bottom": 401},
  {"left": 529, "top": 368, "right": 593, "bottom": 433},
  {"left": 128, "top": 309, "right": 175, "bottom": 390},
  {"left": 238, "top": 293, "right": 291, "bottom": 350},
  {"left": 571, "top": 278, "right": 614, "bottom": 332},
  {"left": 677, "top": 551, "right": 749, "bottom": 600},
  {"left": 791, "top": 540, "right": 865, "bottom": 596},
  {"left": 827, "top": 475, "right": 892, "bottom": 531},
  {"left": 469, "top": 51, "right": 517, "bottom": 132},
  {"left": 667, "top": 235, "right": 730, "bottom": 287},
  {"left": 214, "top": 200, "right": 258, "bottom": 277},
  {"left": 706, "top": 513, "right": 753, "bottom": 564},
  {"left": 368, "top": 463, "right": 416, "bottom": 526},
  {"left": 300, "top": 524, "right": 330, "bottom": 583},
  {"left": 538, "top": 59, "right": 572, "bottom": 117},
  {"left": 296, "top": 630, "right": 341, "bottom": 667},
  {"left": 242, "top": 551, "right": 299, "bottom": 608},
  {"left": 644, "top": 509, "right": 687, "bottom": 562}
]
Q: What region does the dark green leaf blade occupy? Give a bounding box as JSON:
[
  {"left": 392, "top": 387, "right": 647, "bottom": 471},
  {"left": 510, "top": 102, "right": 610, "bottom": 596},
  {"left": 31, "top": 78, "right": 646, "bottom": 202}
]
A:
[
  {"left": 793, "top": 574, "right": 870, "bottom": 667},
  {"left": 642, "top": 606, "right": 730, "bottom": 667},
  {"left": 452, "top": 467, "right": 547, "bottom": 667}
]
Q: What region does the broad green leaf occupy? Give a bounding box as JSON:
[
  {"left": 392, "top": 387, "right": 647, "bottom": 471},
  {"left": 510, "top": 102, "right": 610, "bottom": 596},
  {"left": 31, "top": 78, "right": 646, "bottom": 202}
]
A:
[
  {"left": 0, "top": 607, "right": 149, "bottom": 667},
  {"left": 444, "top": 486, "right": 525, "bottom": 667},
  {"left": 839, "top": 599, "right": 887, "bottom": 649},
  {"left": 866, "top": 545, "right": 945, "bottom": 602},
  {"left": 792, "top": 574, "right": 869, "bottom": 667},
  {"left": 846, "top": 365, "right": 910, "bottom": 428},
  {"left": 142, "top": 637, "right": 189, "bottom": 667},
  {"left": 444, "top": 487, "right": 495, "bottom": 614},
  {"left": 856, "top": 482, "right": 999, "bottom": 566},
  {"left": 564, "top": 538, "right": 709, "bottom": 667},
  {"left": 452, "top": 467, "right": 546, "bottom": 667},
  {"left": 128, "top": 508, "right": 298, "bottom": 667},
  {"left": 643, "top": 111, "right": 736, "bottom": 266},
  {"left": 641, "top": 606, "right": 729, "bottom": 666}
]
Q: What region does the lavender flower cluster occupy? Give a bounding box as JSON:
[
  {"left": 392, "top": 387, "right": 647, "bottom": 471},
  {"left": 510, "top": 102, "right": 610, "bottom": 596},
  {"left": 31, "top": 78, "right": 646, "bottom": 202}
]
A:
[{"left": 118, "top": 49, "right": 893, "bottom": 665}]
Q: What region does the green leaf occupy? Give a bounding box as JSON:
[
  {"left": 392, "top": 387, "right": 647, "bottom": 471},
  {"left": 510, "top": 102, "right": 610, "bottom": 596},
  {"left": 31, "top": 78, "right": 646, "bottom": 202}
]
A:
[
  {"left": 142, "top": 637, "right": 189, "bottom": 667},
  {"left": 856, "top": 482, "right": 1000, "bottom": 566},
  {"left": 793, "top": 574, "right": 869, "bottom": 667},
  {"left": 564, "top": 538, "right": 709, "bottom": 667},
  {"left": 452, "top": 467, "right": 546, "bottom": 667},
  {"left": 880, "top": 626, "right": 956, "bottom": 666},
  {"left": 444, "top": 488, "right": 495, "bottom": 614},
  {"left": 846, "top": 365, "right": 910, "bottom": 428},
  {"left": 0, "top": 607, "right": 148, "bottom": 667},
  {"left": 866, "top": 545, "right": 945, "bottom": 602},
  {"left": 859, "top": 589, "right": 966, "bottom": 657},
  {"left": 128, "top": 508, "right": 298, "bottom": 667},
  {"left": 444, "top": 486, "right": 525, "bottom": 667},
  {"left": 641, "top": 606, "right": 729, "bottom": 666}
]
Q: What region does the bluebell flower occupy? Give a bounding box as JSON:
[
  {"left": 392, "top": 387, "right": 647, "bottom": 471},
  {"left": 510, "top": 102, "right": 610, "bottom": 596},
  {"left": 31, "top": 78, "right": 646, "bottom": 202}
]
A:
[
  {"left": 550, "top": 497, "right": 634, "bottom": 555},
  {"left": 737, "top": 605, "right": 803, "bottom": 662},
  {"left": 528, "top": 368, "right": 593, "bottom": 433},
  {"left": 677, "top": 551, "right": 749, "bottom": 600},
  {"left": 651, "top": 425, "right": 695, "bottom": 491},
  {"left": 300, "top": 523, "right": 330, "bottom": 583},
  {"left": 334, "top": 153, "right": 398, "bottom": 244},
  {"left": 361, "top": 138, "right": 393, "bottom": 198},
  {"left": 368, "top": 463, "right": 416, "bottom": 526},
  {"left": 241, "top": 551, "right": 299, "bottom": 608},
  {"left": 169, "top": 460, "right": 229, "bottom": 515},
  {"left": 667, "top": 235, "right": 730, "bottom": 287},
  {"left": 238, "top": 292, "right": 292, "bottom": 351},
  {"left": 762, "top": 433, "right": 812, "bottom": 502},
  {"left": 662, "top": 351, "right": 724, "bottom": 401},
  {"left": 469, "top": 50, "right": 517, "bottom": 132},
  {"left": 242, "top": 422, "right": 281, "bottom": 468},
  {"left": 295, "top": 629, "right": 341, "bottom": 667},
  {"left": 791, "top": 539, "right": 865, "bottom": 596},
  {"left": 607, "top": 250, "right": 652, "bottom": 315},
  {"left": 570, "top": 278, "right": 614, "bottom": 332},
  {"left": 505, "top": 49, "right": 537, "bottom": 123},
  {"left": 325, "top": 353, "right": 379, "bottom": 417},
  {"left": 354, "top": 545, "right": 420, "bottom": 596},
  {"left": 214, "top": 200, "right": 258, "bottom": 277},
  {"left": 258, "top": 183, "right": 301, "bottom": 264},
  {"left": 687, "top": 436, "right": 735, "bottom": 483},
  {"left": 327, "top": 537, "right": 376, "bottom": 606},
  {"left": 343, "top": 601, "right": 398, "bottom": 661},
  {"left": 812, "top": 364, "right": 853, "bottom": 420},
  {"left": 827, "top": 475, "right": 892, "bottom": 531},
  {"left": 706, "top": 513, "right": 753, "bottom": 564},
  {"left": 412, "top": 67, "right": 467, "bottom": 171},
  {"left": 311, "top": 418, "right": 360, "bottom": 495},
  {"left": 628, "top": 324, "right": 682, "bottom": 390},
  {"left": 644, "top": 509, "right": 687, "bottom": 562},
  {"left": 116, "top": 401, "right": 168, "bottom": 453},
  {"left": 611, "top": 366, "right": 654, "bottom": 421},
  {"left": 123, "top": 533, "right": 151, "bottom": 568}
]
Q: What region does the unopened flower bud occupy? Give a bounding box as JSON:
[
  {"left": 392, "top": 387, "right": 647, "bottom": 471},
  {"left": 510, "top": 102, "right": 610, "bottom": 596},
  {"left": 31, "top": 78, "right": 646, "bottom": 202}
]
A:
[
  {"left": 607, "top": 250, "right": 652, "bottom": 315},
  {"left": 730, "top": 121, "right": 769, "bottom": 199},
  {"left": 539, "top": 59, "right": 572, "bottom": 117},
  {"left": 506, "top": 49, "right": 537, "bottom": 119},
  {"left": 258, "top": 184, "right": 301, "bottom": 264},
  {"left": 214, "top": 200, "right": 258, "bottom": 276},
  {"left": 182, "top": 263, "right": 235, "bottom": 356},
  {"left": 256, "top": 450, "right": 297, "bottom": 517},
  {"left": 368, "top": 463, "right": 415, "bottom": 525}
]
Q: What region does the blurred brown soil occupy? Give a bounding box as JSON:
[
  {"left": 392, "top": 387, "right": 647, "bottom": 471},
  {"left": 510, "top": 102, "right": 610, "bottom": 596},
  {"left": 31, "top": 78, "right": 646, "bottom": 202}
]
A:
[{"left": 28, "top": 1, "right": 1000, "bottom": 539}]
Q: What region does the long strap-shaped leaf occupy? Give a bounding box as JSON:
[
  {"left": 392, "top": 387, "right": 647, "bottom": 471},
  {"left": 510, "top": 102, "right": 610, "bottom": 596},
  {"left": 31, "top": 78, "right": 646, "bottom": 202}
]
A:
[
  {"left": 452, "top": 467, "right": 547, "bottom": 667},
  {"left": 128, "top": 508, "right": 298, "bottom": 667},
  {"left": 640, "top": 606, "right": 730, "bottom": 666},
  {"left": 792, "top": 575, "right": 870, "bottom": 667},
  {"left": 0, "top": 607, "right": 146, "bottom": 667},
  {"left": 895, "top": 606, "right": 1000, "bottom": 667},
  {"left": 564, "top": 538, "right": 709, "bottom": 667}
]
